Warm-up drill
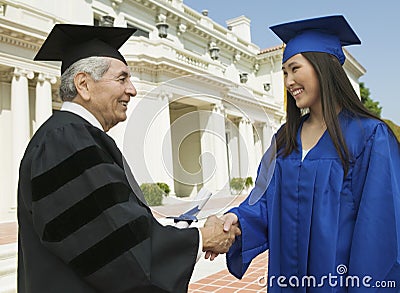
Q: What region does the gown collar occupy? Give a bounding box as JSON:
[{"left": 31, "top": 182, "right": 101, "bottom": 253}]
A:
[
  {"left": 61, "top": 101, "right": 104, "bottom": 131},
  {"left": 294, "top": 113, "right": 341, "bottom": 161}
]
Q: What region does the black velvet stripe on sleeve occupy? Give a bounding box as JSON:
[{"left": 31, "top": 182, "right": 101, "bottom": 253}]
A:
[
  {"left": 32, "top": 145, "right": 114, "bottom": 202},
  {"left": 69, "top": 216, "right": 150, "bottom": 277},
  {"left": 42, "top": 182, "right": 132, "bottom": 242}
]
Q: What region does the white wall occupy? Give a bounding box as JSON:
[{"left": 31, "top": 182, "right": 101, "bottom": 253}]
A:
[
  {"left": 123, "top": 92, "right": 175, "bottom": 194},
  {"left": 170, "top": 106, "right": 203, "bottom": 197}
]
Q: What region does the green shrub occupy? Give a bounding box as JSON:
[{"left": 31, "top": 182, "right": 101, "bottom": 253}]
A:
[
  {"left": 140, "top": 183, "right": 163, "bottom": 206},
  {"left": 156, "top": 182, "right": 170, "bottom": 196},
  {"left": 245, "top": 176, "right": 253, "bottom": 188},
  {"left": 230, "top": 177, "right": 246, "bottom": 194}
]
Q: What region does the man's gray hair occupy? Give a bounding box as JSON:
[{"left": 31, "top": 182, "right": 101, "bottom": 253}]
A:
[{"left": 59, "top": 56, "right": 111, "bottom": 101}]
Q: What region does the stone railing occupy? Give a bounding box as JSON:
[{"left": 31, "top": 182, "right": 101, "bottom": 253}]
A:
[{"left": 175, "top": 50, "right": 209, "bottom": 70}]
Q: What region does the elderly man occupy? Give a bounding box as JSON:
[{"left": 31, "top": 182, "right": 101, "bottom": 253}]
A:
[{"left": 17, "top": 24, "right": 240, "bottom": 293}]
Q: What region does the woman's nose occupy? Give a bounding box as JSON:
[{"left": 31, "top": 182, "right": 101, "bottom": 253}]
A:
[{"left": 285, "top": 74, "right": 295, "bottom": 89}]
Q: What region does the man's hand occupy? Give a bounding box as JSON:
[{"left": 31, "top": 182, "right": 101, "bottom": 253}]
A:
[{"left": 199, "top": 214, "right": 240, "bottom": 260}]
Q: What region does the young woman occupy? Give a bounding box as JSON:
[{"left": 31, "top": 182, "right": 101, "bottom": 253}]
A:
[{"left": 221, "top": 15, "right": 400, "bottom": 292}]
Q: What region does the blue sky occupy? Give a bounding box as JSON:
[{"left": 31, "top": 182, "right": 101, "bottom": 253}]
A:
[{"left": 185, "top": 0, "right": 400, "bottom": 125}]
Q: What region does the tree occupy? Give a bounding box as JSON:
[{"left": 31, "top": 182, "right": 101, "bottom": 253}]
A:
[
  {"left": 359, "top": 82, "right": 382, "bottom": 117},
  {"left": 358, "top": 84, "right": 400, "bottom": 141},
  {"left": 384, "top": 119, "right": 400, "bottom": 141}
]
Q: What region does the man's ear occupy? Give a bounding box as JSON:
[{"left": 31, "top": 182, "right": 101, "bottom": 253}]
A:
[{"left": 74, "top": 72, "right": 91, "bottom": 102}]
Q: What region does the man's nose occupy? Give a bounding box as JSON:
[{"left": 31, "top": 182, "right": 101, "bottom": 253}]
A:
[{"left": 126, "top": 80, "right": 137, "bottom": 97}]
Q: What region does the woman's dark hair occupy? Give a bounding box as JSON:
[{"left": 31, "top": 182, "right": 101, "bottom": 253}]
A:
[{"left": 276, "top": 51, "right": 394, "bottom": 175}]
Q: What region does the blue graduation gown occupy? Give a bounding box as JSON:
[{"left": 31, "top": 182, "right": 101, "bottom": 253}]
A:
[{"left": 227, "top": 112, "right": 400, "bottom": 292}]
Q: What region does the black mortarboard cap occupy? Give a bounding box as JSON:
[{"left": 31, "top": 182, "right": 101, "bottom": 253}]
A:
[
  {"left": 34, "top": 24, "right": 136, "bottom": 74},
  {"left": 269, "top": 15, "right": 361, "bottom": 65}
]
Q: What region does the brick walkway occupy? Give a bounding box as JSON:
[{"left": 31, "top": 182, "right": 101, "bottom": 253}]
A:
[
  {"left": 0, "top": 222, "right": 17, "bottom": 245},
  {"left": 188, "top": 252, "right": 269, "bottom": 293}
]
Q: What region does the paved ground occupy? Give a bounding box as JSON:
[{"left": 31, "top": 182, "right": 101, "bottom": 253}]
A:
[
  {"left": 0, "top": 222, "right": 17, "bottom": 245},
  {"left": 189, "top": 252, "right": 269, "bottom": 293},
  {"left": 0, "top": 193, "right": 270, "bottom": 292}
]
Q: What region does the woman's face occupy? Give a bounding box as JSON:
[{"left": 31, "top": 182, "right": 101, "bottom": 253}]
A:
[{"left": 282, "top": 53, "right": 321, "bottom": 109}]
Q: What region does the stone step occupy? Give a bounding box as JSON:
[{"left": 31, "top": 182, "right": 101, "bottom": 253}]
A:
[
  {"left": 0, "top": 257, "right": 16, "bottom": 277},
  {"left": 0, "top": 244, "right": 17, "bottom": 261},
  {"left": 0, "top": 272, "right": 16, "bottom": 293},
  {"left": 0, "top": 244, "right": 17, "bottom": 293}
]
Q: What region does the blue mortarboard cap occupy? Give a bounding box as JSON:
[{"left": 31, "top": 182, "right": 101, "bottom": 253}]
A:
[{"left": 269, "top": 15, "right": 361, "bottom": 65}]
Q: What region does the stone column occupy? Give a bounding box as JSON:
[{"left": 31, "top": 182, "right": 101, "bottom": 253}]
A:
[
  {"left": 262, "top": 122, "right": 274, "bottom": 152},
  {"left": 35, "top": 73, "right": 56, "bottom": 131},
  {"left": 199, "top": 104, "right": 229, "bottom": 195},
  {"left": 11, "top": 68, "right": 34, "bottom": 209},
  {"left": 152, "top": 91, "right": 175, "bottom": 196},
  {"left": 247, "top": 120, "right": 257, "bottom": 181},
  {"left": 253, "top": 123, "right": 263, "bottom": 167},
  {"left": 238, "top": 117, "right": 257, "bottom": 180},
  {"left": 210, "top": 104, "right": 229, "bottom": 194},
  {"left": 238, "top": 118, "right": 248, "bottom": 178},
  {"left": 119, "top": 89, "right": 175, "bottom": 196}
]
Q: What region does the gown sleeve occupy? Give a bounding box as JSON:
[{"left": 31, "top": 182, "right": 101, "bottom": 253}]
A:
[
  {"left": 226, "top": 149, "right": 276, "bottom": 279},
  {"left": 349, "top": 123, "right": 400, "bottom": 292},
  {"left": 26, "top": 123, "right": 198, "bottom": 293}
]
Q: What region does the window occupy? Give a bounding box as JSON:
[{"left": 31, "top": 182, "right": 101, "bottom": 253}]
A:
[
  {"left": 92, "top": 14, "right": 149, "bottom": 38},
  {"left": 127, "top": 23, "right": 149, "bottom": 38},
  {"left": 93, "top": 15, "right": 101, "bottom": 26}
]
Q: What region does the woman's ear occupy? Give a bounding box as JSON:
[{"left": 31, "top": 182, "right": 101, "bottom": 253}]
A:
[{"left": 74, "top": 72, "right": 91, "bottom": 102}]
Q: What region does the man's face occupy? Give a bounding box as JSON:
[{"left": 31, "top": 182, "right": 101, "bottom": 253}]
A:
[{"left": 87, "top": 58, "right": 136, "bottom": 131}]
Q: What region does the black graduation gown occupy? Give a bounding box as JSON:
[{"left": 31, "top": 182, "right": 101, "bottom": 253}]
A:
[{"left": 17, "top": 111, "right": 198, "bottom": 293}]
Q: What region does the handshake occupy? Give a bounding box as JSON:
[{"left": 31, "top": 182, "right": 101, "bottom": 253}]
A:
[{"left": 198, "top": 213, "right": 240, "bottom": 261}]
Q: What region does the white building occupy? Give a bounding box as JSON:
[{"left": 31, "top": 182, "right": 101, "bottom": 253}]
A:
[{"left": 0, "top": 0, "right": 365, "bottom": 223}]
